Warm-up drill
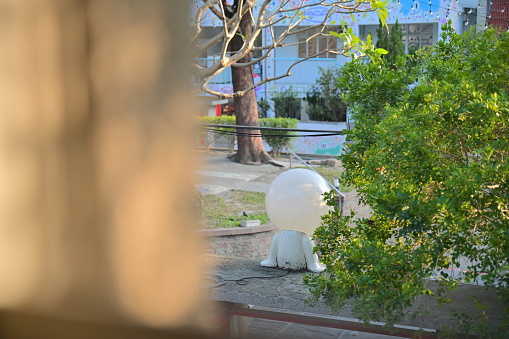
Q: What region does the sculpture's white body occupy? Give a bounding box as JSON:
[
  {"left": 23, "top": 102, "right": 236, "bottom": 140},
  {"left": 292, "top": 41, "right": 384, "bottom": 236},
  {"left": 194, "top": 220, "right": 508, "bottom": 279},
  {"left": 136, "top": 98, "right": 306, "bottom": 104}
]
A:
[
  {"left": 262, "top": 169, "right": 329, "bottom": 273},
  {"left": 260, "top": 230, "right": 325, "bottom": 272}
]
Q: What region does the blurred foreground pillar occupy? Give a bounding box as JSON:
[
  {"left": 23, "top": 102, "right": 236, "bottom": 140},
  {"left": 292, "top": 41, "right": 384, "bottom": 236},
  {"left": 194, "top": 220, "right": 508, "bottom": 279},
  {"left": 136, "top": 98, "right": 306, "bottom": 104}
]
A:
[{"left": 0, "top": 0, "right": 209, "bottom": 337}]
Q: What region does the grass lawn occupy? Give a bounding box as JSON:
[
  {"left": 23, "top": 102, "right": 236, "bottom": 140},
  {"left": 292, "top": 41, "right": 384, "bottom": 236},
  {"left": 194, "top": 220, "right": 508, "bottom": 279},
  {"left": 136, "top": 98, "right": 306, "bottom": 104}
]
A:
[{"left": 201, "top": 190, "right": 269, "bottom": 228}]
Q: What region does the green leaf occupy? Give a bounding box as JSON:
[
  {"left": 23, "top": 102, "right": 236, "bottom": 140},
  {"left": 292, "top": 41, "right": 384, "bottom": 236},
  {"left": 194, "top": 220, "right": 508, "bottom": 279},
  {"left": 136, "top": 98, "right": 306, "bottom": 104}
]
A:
[
  {"left": 329, "top": 30, "right": 342, "bottom": 38},
  {"left": 366, "top": 33, "right": 373, "bottom": 46},
  {"left": 375, "top": 48, "right": 388, "bottom": 54}
]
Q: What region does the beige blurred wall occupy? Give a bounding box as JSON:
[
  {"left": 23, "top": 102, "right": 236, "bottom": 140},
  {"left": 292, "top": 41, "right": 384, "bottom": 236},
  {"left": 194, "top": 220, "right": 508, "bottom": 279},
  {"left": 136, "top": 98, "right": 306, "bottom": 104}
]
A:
[{"left": 0, "top": 0, "right": 208, "bottom": 334}]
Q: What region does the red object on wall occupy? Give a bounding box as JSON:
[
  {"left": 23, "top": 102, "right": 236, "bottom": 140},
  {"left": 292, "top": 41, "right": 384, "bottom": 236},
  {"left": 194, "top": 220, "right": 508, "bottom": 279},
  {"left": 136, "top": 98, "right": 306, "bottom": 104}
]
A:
[
  {"left": 489, "top": 0, "right": 509, "bottom": 31},
  {"left": 216, "top": 104, "right": 222, "bottom": 116}
]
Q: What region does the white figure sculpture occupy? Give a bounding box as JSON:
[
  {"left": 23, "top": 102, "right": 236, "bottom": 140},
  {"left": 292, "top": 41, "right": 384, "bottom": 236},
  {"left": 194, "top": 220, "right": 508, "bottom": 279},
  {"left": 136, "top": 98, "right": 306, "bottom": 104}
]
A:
[{"left": 261, "top": 169, "right": 330, "bottom": 273}]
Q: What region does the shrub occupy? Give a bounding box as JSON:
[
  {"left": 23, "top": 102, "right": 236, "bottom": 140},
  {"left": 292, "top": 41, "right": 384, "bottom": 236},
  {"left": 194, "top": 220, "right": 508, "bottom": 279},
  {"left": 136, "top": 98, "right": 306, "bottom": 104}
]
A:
[
  {"left": 196, "top": 116, "right": 236, "bottom": 153},
  {"left": 259, "top": 117, "right": 298, "bottom": 158},
  {"left": 217, "top": 116, "right": 237, "bottom": 153},
  {"left": 197, "top": 116, "right": 298, "bottom": 158},
  {"left": 258, "top": 98, "right": 270, "bottom": 118},
  {"left": 271, "top": 87, "right": 301, "bottom": 119},
  {"left": 306, "top": 67, "right": 347, "bottom": 122},
  {"left": 196, "top": 116, "right": 221, "bottom": 152}
]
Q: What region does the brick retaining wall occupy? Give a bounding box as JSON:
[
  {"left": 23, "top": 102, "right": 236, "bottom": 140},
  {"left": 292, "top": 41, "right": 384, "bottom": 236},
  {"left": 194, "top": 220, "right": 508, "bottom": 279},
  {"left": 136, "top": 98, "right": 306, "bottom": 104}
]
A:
[{"left": 198, "top": 223, "right": 277, "bottom": 260}]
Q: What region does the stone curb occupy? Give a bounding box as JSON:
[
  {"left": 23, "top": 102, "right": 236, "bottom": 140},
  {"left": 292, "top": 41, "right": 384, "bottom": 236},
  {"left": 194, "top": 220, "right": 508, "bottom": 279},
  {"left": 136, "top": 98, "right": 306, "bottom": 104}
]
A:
[{"left": 197, "top": 223, "right": 277, "bottom": 237}]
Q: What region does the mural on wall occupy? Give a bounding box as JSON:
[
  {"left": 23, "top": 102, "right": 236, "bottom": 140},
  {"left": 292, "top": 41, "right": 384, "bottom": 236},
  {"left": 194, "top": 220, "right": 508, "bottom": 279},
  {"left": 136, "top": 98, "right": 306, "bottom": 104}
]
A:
[
  {"left": 208, "top": 85, "right": 233, "bottom": 94},
  {"left": 289, "top": 135, "right": 346, "bottom": 156},
  {"left": 267, "top": 0, "right": 459, "bottom": 25},
  {"left": 208, "top": 78, "right": 263, "bottom": 96},
  {"left": 193, "top": 0, "right": 469, "bottom": 42},
  {"left": 220, "top": 0, "right": 462, "bottom": 27},
  {"left": 386, "top": 0, "right": 461, "bottom": 24}
]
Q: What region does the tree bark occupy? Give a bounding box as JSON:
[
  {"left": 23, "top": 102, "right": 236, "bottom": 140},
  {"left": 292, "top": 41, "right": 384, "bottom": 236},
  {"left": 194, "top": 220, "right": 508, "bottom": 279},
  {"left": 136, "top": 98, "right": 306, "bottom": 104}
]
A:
[{"left": 227, "top": 5, "right": 282, "bottom": 166}]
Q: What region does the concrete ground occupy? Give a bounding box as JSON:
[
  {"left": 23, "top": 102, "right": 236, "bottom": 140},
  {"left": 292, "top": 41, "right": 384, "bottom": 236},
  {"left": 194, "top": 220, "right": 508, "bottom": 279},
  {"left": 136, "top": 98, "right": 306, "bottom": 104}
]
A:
[
  {"left": 206, "top": 256, "right": 502, "bottom": 339},
  {"left": 195, "top": 151, "right": 293, "bottom": 195}
]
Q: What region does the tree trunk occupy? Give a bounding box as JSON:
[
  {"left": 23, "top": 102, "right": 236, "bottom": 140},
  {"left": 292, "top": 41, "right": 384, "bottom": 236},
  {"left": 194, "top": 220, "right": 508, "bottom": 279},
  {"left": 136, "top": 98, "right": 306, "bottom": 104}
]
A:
[{"left": 227, "top": 7, "right": 281, "bottom": 166}]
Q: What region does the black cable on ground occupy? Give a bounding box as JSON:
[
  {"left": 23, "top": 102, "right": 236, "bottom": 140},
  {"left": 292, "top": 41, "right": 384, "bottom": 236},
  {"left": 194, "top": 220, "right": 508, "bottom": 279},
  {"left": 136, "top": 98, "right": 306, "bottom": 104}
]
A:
[
  {"left": 222, "top": 270, "right": 289, "bottom": 285},
  {"left": 202, "top": 274, "right": 226, "bottom": 288},
  {"left": 202, "top": 270, "right": 289, "bottom": 288}
]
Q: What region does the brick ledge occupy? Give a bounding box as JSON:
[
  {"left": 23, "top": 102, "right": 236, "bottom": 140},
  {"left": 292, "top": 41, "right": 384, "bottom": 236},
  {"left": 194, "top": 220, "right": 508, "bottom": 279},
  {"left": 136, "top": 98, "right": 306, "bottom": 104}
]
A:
[{"left": 198, "top": 223, "right": 277, "bottom": 237}]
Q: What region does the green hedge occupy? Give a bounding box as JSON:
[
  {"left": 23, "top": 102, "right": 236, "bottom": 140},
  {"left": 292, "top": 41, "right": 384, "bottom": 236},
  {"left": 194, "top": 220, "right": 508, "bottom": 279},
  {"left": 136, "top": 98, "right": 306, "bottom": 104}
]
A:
[
  {"left": 259, "top": 117, "right": 298, "bottom": 157},
  {"left": 196, "top": 116, "right": 298, "bottom": 157},
  {"left": 196, "top": 116, "right": 236, "bottom": 153}
]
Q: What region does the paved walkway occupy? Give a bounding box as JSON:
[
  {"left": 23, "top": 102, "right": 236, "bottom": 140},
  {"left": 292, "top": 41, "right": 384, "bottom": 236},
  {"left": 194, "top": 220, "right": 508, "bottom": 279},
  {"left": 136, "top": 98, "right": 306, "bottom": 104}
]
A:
[{"left": 195, "top": 152, "right": 295, "bottom": 195}]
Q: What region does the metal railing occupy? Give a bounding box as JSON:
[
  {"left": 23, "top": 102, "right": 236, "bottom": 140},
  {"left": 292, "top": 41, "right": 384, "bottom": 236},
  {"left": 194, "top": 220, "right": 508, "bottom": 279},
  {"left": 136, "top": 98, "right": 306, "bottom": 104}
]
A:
[
  {"left": 226, "top": 303, "right": 439, "bottom": 339},
  {"left": 271, "top": 58, "right": 342, "bottom": 87},
  {"left": 195, "top": 57, "right": 342, "bottom": 88}
]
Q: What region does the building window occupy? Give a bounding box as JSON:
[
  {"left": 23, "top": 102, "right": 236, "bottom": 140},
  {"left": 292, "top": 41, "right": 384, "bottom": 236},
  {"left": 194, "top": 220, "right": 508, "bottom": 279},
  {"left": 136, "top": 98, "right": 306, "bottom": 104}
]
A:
[
  {"left": 402, "top": 23, "right": 434, "bottom": 54},
  {"left": 297, "top": 26, "right": 341, "bottom": 58},
  {"left": 360, "top": 23, "right": 436, "bottom": 54}
]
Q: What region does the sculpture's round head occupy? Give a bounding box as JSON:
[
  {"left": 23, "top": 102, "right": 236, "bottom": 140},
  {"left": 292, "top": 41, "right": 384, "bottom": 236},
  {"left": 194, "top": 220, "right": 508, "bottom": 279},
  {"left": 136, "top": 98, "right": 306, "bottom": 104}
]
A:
[{"left": 265, "top": 168, "right": 331, "bottom": 235}]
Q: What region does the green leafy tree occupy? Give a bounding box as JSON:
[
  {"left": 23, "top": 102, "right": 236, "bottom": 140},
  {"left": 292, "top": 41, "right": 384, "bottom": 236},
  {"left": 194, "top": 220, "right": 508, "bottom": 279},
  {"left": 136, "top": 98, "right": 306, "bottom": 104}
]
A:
[
  {"left": 375, "top": 19, "right": 389, "bottom": 52},
  {"left": 306, "top": 67, "right": 347, "bottom": 122},
  {"left": 271, "top": 87, "right": 301, "bottom": 119},
  {"left": 376, "top": 19, "right": 405, "bottom": 66},
  {"left": 336, "top": 52, "right": 417, "bottom": 154},
  {"left": 388, "top": 20, "right": 404, "bottom": 65},
  {"left": 258, "top": 98, "right": 270, "bottom": 119},
  {"left": 305, "top": 24, "right": 509, "bottom": 335}
]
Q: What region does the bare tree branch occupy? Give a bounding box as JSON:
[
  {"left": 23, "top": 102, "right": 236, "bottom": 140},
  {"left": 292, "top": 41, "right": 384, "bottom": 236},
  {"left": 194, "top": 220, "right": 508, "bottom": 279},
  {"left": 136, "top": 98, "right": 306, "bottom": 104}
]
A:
[
  {"left": 194, "top": 42, "right": 357, "bottom": 98},
  {"left": 192, "top": 0, "right": 381, "bottom": 96}
]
